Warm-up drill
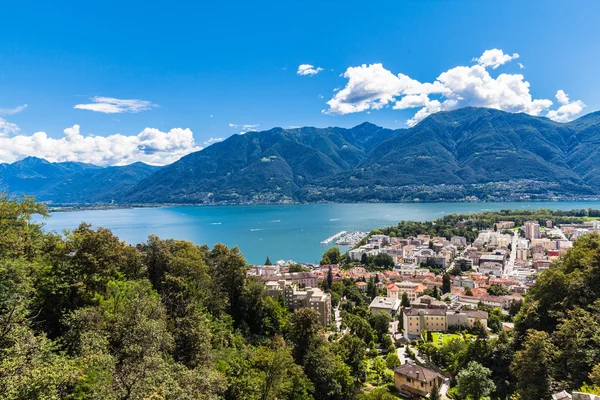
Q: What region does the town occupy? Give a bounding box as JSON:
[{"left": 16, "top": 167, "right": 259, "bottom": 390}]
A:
[{"left": 248, "top": 214, "right": 600, "bottom": 399}]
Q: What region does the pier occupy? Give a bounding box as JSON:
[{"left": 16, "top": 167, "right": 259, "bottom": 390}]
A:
[{"left": 321, "top": 231, "right": 347, "bottom": 245}]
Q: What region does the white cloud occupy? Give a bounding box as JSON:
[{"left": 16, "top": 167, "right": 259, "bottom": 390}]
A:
[
  {"left": 297, "top": 64, "right": 324, "bottom": 76},
  {"left": 555, "top": 89, "right": 570, "bottom": 105},
  {"left": 325, "top": 49, "right": 585, "bottom": 126},
  {"left": 0, "top": 118, "right": 21, "bottom": 136},
  {"left": 546, "top": 90, "right": 585, "bottom": 123},
  {"left": 473, "top": 49, "right": 519, "bottom": 69},
  {"left": 0, "top": 104, "right": 28, "bottom": 116},
  {"left": 287, "top": 125, "right": 301, "bottom": 129},
  {"left": 0, "top": 125, "right": 201, "bottom": 166},
  {"left": 518, "top": 63, "right": 525, "bottom": 69},
  {"left": 74, "top": 96, "right": 157, "bottom": 114},
  {"left": 202, "top": 137, "right": 223, "bottom": 146},
  {"left": 229, "top": 123, "right": 259, "bottom": 131}
]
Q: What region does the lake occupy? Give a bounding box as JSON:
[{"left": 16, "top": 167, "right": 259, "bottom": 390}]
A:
[{"left": 38, "top": 201, "right": 600, "bottom": 264}]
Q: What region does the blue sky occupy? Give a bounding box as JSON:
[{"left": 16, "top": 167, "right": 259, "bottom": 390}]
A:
[{"left": 1, "top": 0, "right": 599, "bottom": 165}]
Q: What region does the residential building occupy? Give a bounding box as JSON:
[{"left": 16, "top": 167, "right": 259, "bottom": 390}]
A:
[
  {"left": 524, "top": 221, "right": 541, "bottom": 240},
  {"left": 368, "top": 296, "right": 401, "bottom": 316},
  {"left": 393, "top": 364, "right": 443, "bottom": 398},
  {"left": 403, "top": 307, "right": 489, "bottom": 338},
  {"left": 265, "top": 280, "right": 331, "bottom": 326}
]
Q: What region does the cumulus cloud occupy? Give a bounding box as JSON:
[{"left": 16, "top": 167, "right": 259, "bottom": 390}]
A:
[
  {"left": 0, "top": 118, "right": 21, "bottom": 136},
  {"left": 473, "top": 49, "right": 519, "bottom": 69},
  {"left": 74, "top": 96, "right": 157, "bottom": 113},
  {"left": 546, "top": 90, "right": 585, "bottom": 123},
  {"left": 297, "top": 64, "right": 324, "bottom": 76},
  {"left": 0, "top": 104, "right": 28, "bottom": 116},
  {"left": 0, "top": 125, "right": 200, "bottom": 166},
  {"left": 325, "top": 49, "right": 585, "bottom": 126},
  {"left": 229, "top": 123, "right": 259, "bottom": 131}
]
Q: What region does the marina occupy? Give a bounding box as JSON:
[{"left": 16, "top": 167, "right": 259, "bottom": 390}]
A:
[{"left": 321, "top": 230, "right": 347, "bottom": 245}]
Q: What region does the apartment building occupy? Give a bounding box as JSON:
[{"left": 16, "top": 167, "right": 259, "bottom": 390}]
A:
[{"left": 265, "top": 280, "right": 331, "bottom": 326}]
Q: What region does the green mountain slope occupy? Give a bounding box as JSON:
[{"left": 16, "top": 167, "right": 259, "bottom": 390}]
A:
[
  {"left": 126, "top": 108, "right": 600, "bottom": 204},
  {"left": 0, "top": 157, "right": 160, "bottom": 203}
]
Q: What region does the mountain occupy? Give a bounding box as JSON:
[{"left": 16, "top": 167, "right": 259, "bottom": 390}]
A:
[
  {"left": 125, "top": 108, "right": 600, "bottom": 204},
  {"left": 125, "top": 123, "right": 399, "bottom": 203},
  {"left": 0, "top": 157, "right": 160, "bottom": 204},
  {"left": 4, "top": 107, "right": 600, "bottom": 204}
]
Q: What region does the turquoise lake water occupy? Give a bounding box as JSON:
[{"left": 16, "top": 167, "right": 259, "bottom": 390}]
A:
[{"left": 38, "top": 201, "right": 600, "bottom": 264}]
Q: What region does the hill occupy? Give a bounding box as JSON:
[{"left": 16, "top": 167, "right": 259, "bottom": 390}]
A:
[
  {"left": 126, "top": 107, "right": 600, "bottom": 204},
  {"left": 0, "top": 157, "right": 160, "bottom": 204}
]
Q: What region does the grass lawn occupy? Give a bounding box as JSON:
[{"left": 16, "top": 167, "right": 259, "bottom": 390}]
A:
[{"left": 429, "top": 331, "right": 473, "bottom": 347}]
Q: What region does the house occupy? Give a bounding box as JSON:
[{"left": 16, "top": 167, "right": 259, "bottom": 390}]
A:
[
  {"left": 369, "top": 296, "right": 401, "bottom": 316},
  {"left": 355, "top": 281, "right": 368, "bottom": 292},
  {"left": 393, "top": 364, "right": 443, "bottom": 397}
]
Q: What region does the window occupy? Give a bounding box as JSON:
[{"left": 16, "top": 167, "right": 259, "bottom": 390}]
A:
[{"left": 421, "top": 382, "right": 424, "bottom": 388}]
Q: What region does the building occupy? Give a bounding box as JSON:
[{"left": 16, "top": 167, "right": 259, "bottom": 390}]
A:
[
  {"left": 393, "top": 364, "right": 443, "bottom": 398},
  {"left": 496, "top": 221, "right": 515, "bottom": 230},
  {"left": 369, "top": 296, "right": 401, "bottom": 316},
  {"left": 257, "top": 271, "right": 317, "bottom": 288},
  {"left": 394, "top": 281, "right": 421, "bottom": 302},
  {"left": 524, "top": 221, "right": 541, "bottom": 240},
  {"left": 403, "top": 307, "right": 488, "bottom": 338},
  {"left": 451, "top": 236, "right": 467, "bottom": 247},
  {"left": 265, "top": 280, "right": 331, "bottom": 326}
]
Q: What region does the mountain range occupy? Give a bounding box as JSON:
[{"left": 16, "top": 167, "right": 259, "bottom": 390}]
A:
[{"left": 2, "top": 107, "right": 600, "bottom": 204}]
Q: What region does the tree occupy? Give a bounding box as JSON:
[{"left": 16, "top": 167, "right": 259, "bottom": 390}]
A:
[
  {"left": 287, "top": 308, "right": 321, "bottom": 364},
  {"left": 360, "top": 253, "right": 368, "bottom": 265},
  {"left": 465, "top": 286, "right": 473, "bottom": 296},
  {"left": 333, "top": 334, "right": 367, "bottom": 384},
  {"left": 511, "top": 330, "right": 557, "bottom": 400},
  {"left": 207, "top": 243, "right": 248, "bottom": 324},
  {"left": 371, "top": 253, "right": 394, "bottom": 270},
  {"left": 401, "top": 292, "right": 410, "bottom": 308},
  {"left": 0, "top": 194, "right": 48, "bottom": 260},
  {"left": 321, "top": 247, "right": 341, "bottom": 265},
  {"left": 250, "top": 337, "right": 313, "bottom": 400},
  {"left": 472, "top": 319, "right": 488, "bottom": 338},
  {"left": 426, "top": 330, "right": 434, "bottom": 342},
  {"left": 442, "top": 273, "right": 451, "bottom": 294},
  {"left": 326, "top": 265, "right": 334, "bottom": 291},
  {"left": 265, "top": 256, "right": 272, "bottom": 265},
  {"left": 455, "top": 361, "right": 496, "bottom": 400},
  {"left": 429, "top": 378, "right": 441, "bottom": 400},
  {"left": 367, "top": 277, "right": 377, "bottom": 300},
  {"left": 486, "top": 284, "right": 510, "bottom": 296},
  {"left": 386, "top": 352, "right": 400, "bottom": 369},
  {"left": 304, "top": 344, "right": 354, "bottom": 400},
  {"left": 369, "top": 312, "right": 391, "bottom": 343}
]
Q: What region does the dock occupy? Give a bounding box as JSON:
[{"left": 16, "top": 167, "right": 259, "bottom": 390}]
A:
[{"left": 321, "top": 231, "right": 347, "bottom": 245}]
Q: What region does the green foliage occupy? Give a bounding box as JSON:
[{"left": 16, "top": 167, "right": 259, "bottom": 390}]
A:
[
  {"left": 401, "top": 292, "right": 410, "bottom": 308},
  {"left": 487, "top": 284, "right": 510, "bottom": 296},
  {"left": 265, "top": 256, "right": 272, "bottom": 265},
  {"left": 455, "top": 361, "right": 496, "bottom": 400},
  {"left": 385, "top": 352, "right": 400, "bottom": 369},
  {"left": 321, "top": 247, "right": 342, "bottom": 265},
  {"left": 511, "top": 330, "right": 557, "bottom": 400},
  {"left": 442, "top": 273, "right": 451, "bottom": 294}
]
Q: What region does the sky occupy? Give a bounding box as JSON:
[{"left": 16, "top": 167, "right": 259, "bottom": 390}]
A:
[{"left": 1, "top": 0, "right": 599, "bottom": 166}]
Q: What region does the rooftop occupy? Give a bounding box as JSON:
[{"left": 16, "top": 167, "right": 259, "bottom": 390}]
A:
[{"left": 394, "top": 364, "right": 440, "bottom": 383}]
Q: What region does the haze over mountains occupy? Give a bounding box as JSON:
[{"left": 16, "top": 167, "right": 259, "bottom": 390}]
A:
[{"left": 2, "top": 107, "right": 600, "bottom": 204}]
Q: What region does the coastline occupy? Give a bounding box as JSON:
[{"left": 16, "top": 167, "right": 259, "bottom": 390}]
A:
[{"left": 47, "top": 196, "right": 600, "bottom": 213}]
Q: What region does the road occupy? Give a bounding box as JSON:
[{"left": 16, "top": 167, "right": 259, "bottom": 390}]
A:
[{"left": 504, "top": 230, "right": 518, "bottom": 276}]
